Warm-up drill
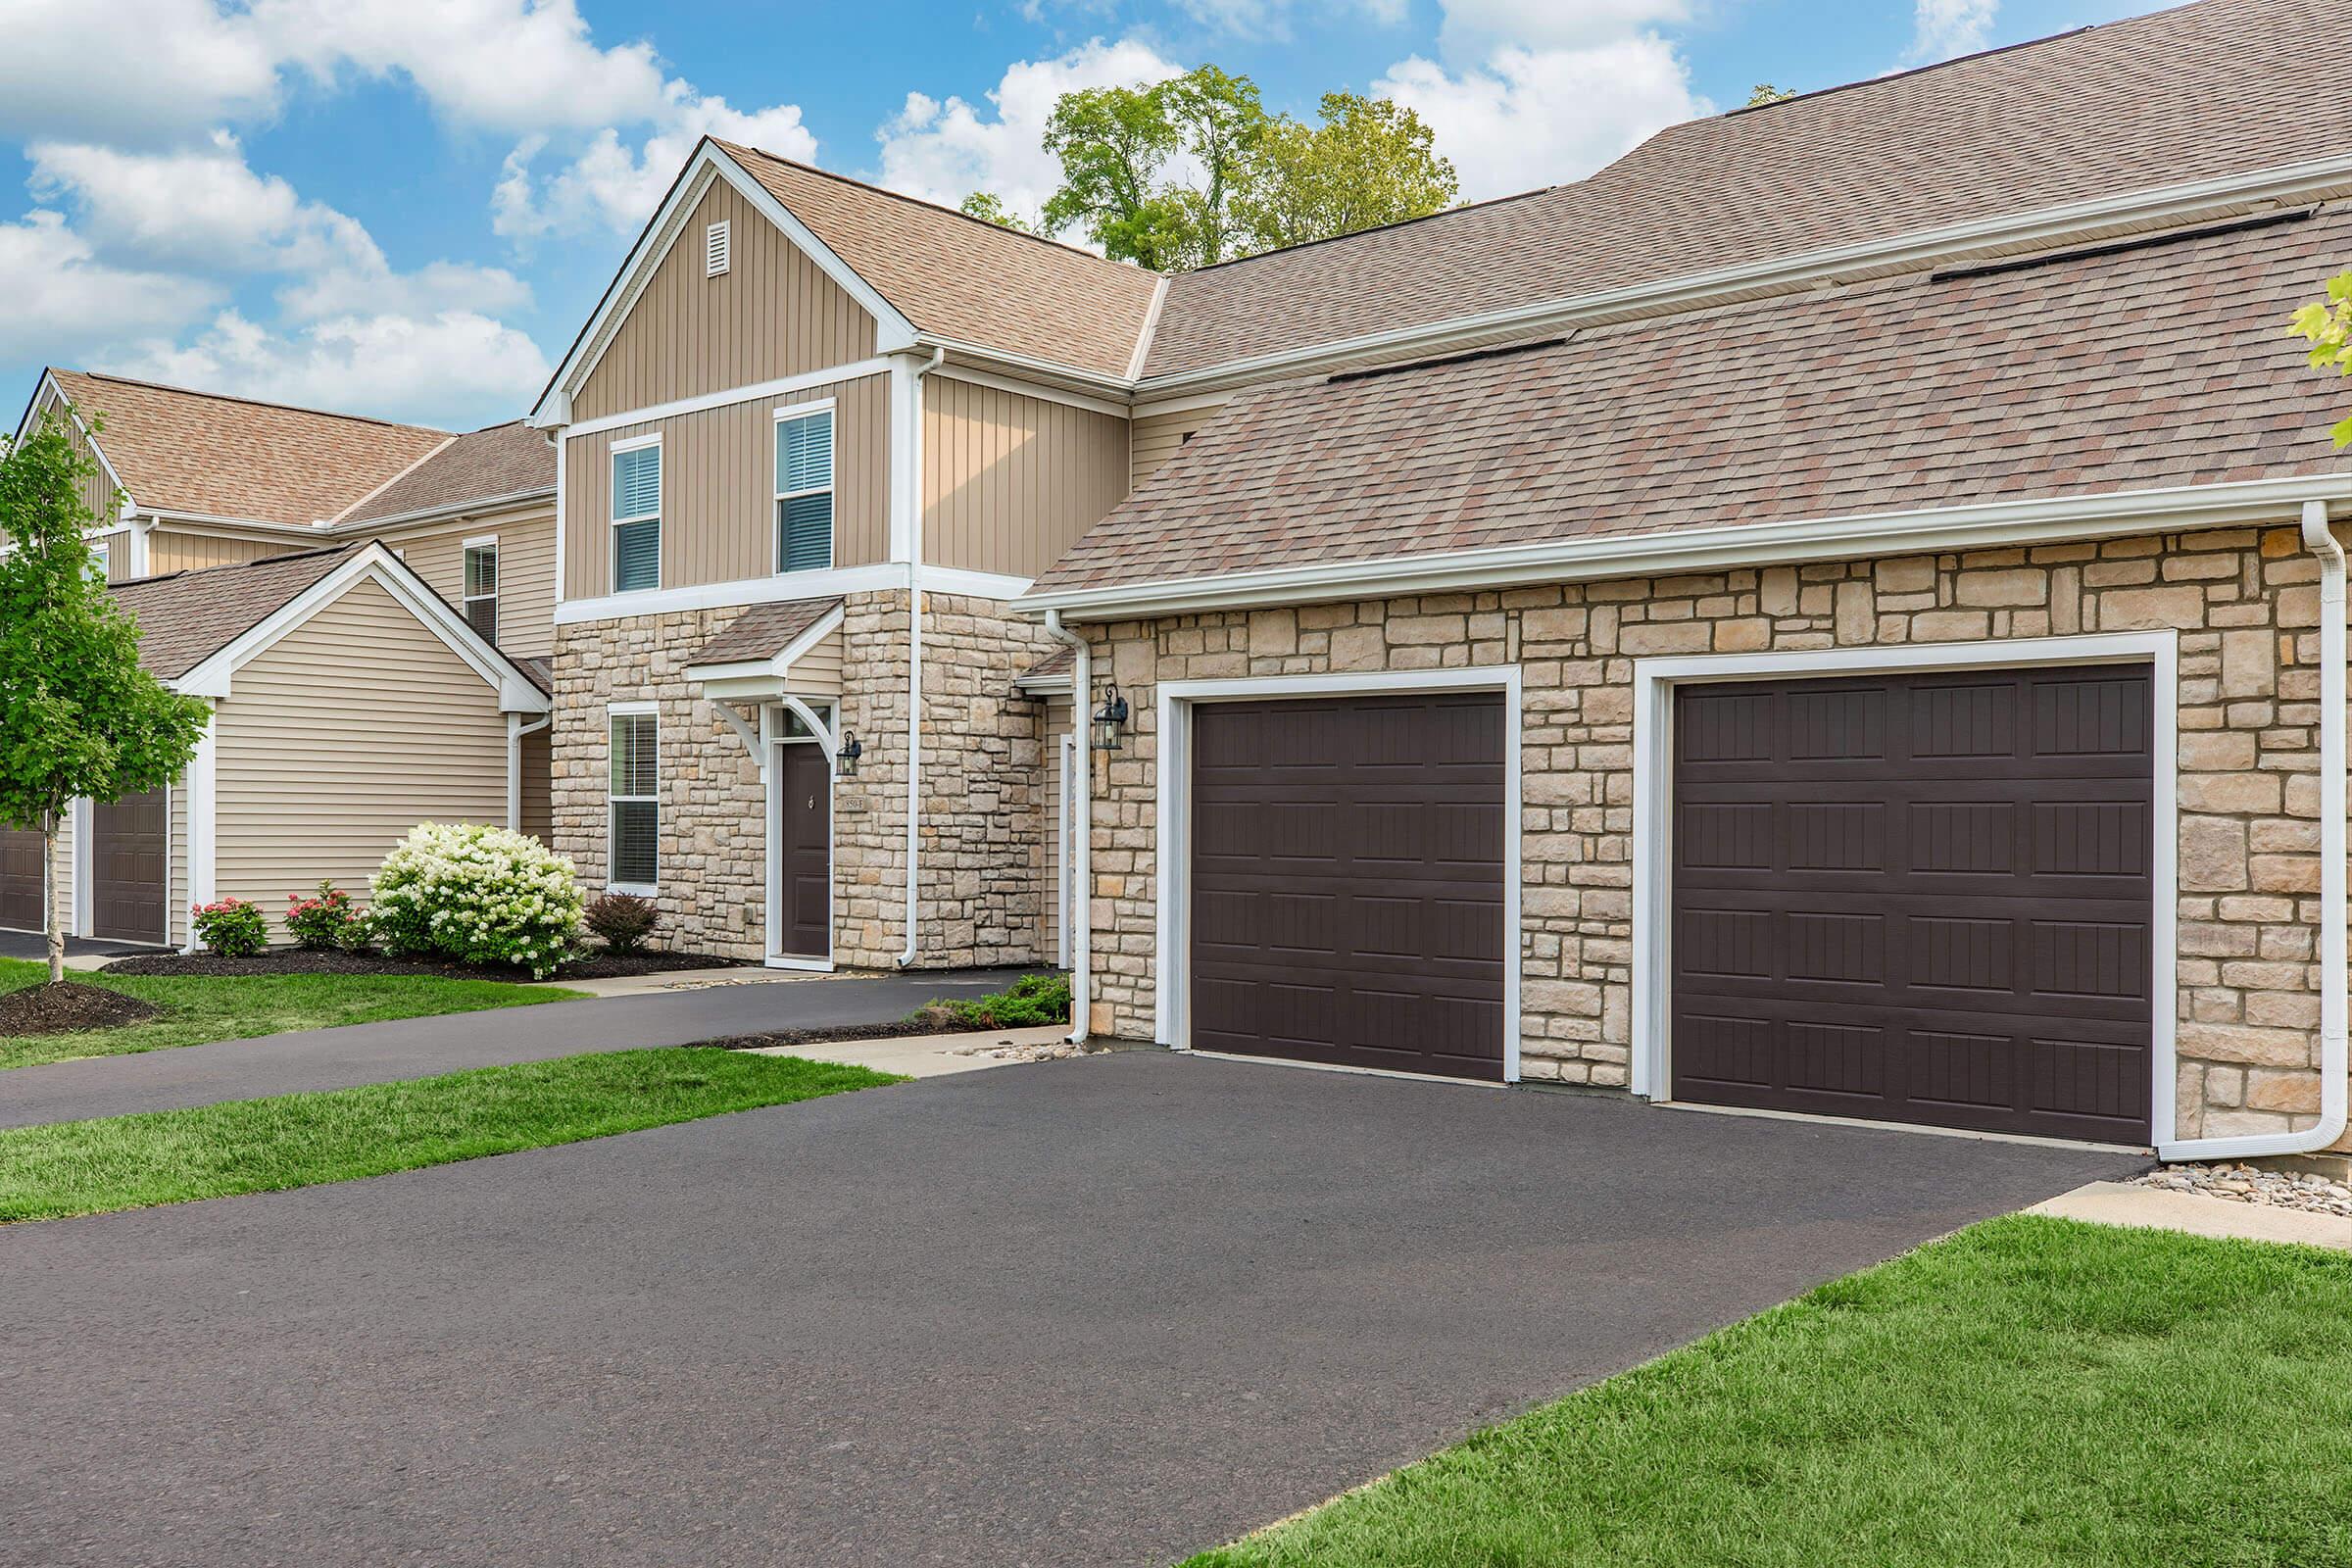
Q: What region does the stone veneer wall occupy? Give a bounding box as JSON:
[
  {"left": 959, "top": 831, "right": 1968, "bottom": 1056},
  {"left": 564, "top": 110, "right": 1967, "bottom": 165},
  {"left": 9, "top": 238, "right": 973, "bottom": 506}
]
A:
[
  {"left": 1080, "top": 524, "right": 2350, "bottom": 1148},
  {"left": 552, "top": 587, "right": 1062, "bottom": 969}
]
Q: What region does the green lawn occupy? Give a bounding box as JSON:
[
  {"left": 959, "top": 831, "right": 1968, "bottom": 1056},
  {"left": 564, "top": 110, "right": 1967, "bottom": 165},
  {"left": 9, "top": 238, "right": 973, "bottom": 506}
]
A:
[
  {"left": 0, "top": 956, "right": 584, "bottom": 1070},
  {"left": 0, "top": 1046, "right": 897, "bottom": 1221},
  {"left": 1188, "top": 1216, "right": 2352, "bottom": 1568}
]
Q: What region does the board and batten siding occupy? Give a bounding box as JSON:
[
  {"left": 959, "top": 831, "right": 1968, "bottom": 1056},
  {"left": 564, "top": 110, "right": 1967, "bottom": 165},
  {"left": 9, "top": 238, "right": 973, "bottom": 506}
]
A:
[
  {"left": 167, "top": 769, "right": 188, "bottom": 949},
  {"left": 923, "top": 376, "right": 1130, "bottom": 580},
  {"left": 386, "top": 504, "right": 558, "bottom": 659},
  {"left": 1039, "top": 698, "right": 1073, "bottom": 964},
  {"left": 210, "top": 576, "right": 511, "bottom": 927},
  {"left": 520, "top": 726, "right": 553, "bottom": 842},
  {"left": 564, "top": 371, "right": 889, "bottom": 601},
  {"left": 1128, "top": 406, "right": 1225, "bottom": 489},
  {"left": 88, "top": 527, "right": 130, "bottom": 580},
  {"left": 571, "top": 174, "right": 878, "bottom": 424},
  {"left": 148, "top": 530, "right": 290, "bottom": 575},
  {"left": 29, "top": 384, "right": 120, "bottom": 525}
]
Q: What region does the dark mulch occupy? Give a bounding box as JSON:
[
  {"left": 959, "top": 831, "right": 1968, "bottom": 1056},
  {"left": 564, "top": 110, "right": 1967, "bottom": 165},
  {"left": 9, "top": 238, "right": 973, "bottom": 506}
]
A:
[
  {"left": 0, "top": 981, "right": 163, "bottom": 1037},
  {"left": 686, "top": 1009, "right": 1072, "bottom": 1053},
  {"left": 101, "top": 948, "right": 743, "bottom": 984}
]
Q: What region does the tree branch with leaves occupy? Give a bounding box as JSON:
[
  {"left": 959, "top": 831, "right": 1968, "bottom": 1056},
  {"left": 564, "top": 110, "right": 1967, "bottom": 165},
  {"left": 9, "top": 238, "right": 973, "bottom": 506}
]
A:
[
  {"left": 2289, "top": 270, "right": 2352, "bottom": 447},
  {"left": 0, "top": 413, "right": 209, "bottom": 983}
]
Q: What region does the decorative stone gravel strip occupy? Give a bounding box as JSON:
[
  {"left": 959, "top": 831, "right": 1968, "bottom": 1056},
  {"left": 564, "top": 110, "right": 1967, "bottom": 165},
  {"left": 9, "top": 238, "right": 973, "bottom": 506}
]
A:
[{"left": 2131, "top": 1162, "right": 2352, "bottom": 1218}]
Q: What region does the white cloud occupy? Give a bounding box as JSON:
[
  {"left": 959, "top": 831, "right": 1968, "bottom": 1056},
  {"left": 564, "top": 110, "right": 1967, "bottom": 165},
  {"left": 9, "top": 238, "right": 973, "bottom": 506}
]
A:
[
  {"left": 1376, "top": 36, "right": 1704, "bottom": 201},
  {"left": 0, "top": 0, "right": 276, "bottom": 145},
  {"left": 115, "top": 309, "right": 552, "bottom": 429},
  {"left": 1907, "top": 0, "right": 1997, "bottom": 62},
  {"left": 1170, "top": 0, "right": 1406, "bottom": 40},
  {"left": 0, "top": 211, "right": 219, "bottom": 362},
  {"left": 493, "top": 97, "right": 819, "bottom": 239},
  {"left": 875, "top": 38, "right": 1183, "bottom": 221},
  {"left": 1435, "top": 0, "right": 1693, "bottom": 55}
]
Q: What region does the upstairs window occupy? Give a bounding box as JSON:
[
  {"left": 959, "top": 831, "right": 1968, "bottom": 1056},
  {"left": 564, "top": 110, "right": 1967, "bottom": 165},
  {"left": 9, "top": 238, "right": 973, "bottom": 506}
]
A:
[
  {"left": 462, "top": 539, "right": 499, "bottom": 643},
  {"left": 775, "top": 404, "right": 834, "bottom": 574},
  {"left": 706, "top": 220, "right": 731, "bottom": 277},
  {"left": 87, "top": 541, "right": 109, "bottom": 581},
  {"left": 609, "top": 709, "right": 659, "bottom": 891},
  {"left": 612, "top": 437, "right": 661, "bottom": 594}
]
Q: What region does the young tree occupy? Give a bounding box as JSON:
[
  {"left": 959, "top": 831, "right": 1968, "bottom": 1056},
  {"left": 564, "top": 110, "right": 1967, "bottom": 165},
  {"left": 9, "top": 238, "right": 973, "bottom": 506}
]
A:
[
  {"left": 1238, "top": 92, "right": 1459, "bottom": 254},
  {"left": 0, "top": 413, "right": 208, "bottom": 983},
  {"left": 1039, "top": 66, "right": 1268, "bottom": 270},
  {"left": 2289, "top": 270, "right": 2352, "bottom": 447}
]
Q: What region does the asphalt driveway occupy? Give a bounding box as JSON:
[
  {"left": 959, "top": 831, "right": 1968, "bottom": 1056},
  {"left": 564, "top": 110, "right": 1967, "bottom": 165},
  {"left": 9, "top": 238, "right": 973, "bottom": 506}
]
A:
[
  {"left": 0, "top": 1052, "right": 2141, "bottom": 1568},
  {"left": 0, "top": 967, "right": 1047, "bottom": 1128}
]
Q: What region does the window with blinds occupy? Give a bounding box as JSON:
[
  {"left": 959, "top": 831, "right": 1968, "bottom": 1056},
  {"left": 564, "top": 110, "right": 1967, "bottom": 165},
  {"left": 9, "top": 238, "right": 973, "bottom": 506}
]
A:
[
  {"left": 612, "top": 440, "right": 661, "bottom": 593},
  {"left": 775, "top": 406, "right": 834, "bottom": 574},
  {"left": 609, "top": 710, "right": 659, "bottom": 890},
  {"left": 462, "top": 540, "right": 499, "bottom": 644}
]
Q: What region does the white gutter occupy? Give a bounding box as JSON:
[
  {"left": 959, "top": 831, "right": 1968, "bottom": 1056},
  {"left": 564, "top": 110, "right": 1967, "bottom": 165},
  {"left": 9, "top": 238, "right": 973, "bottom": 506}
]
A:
[
  {"left": 898, "top": 346, "right": 946, "bottom": 967},
  {"left": 1044, "top": 611, "right": 1090, "bottom": 1045},
  {"left": 2160, "top": 498, "right": 2348, "bottom": 1162},
  {"left": 1017, "top": 474, "right": 2352, "bottom": 621}
]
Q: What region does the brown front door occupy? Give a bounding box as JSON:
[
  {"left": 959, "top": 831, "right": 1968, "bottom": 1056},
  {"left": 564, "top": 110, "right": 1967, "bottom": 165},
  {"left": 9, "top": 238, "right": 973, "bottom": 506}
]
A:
[
  {"left": 0, "top": 828, "right": 42, "bottom": 932},
  {"left": 1189, "top": 692, "right": 1507, "bottom": 1080},
  {"left": 778, "top": 745, "right": 830, "bottom": 959},
  {"left": 1670, "top": 666, "right": 2155, "bottom": 1143},
  {"left": 91, "top": 789, "right": 168, "bottom": 945}
]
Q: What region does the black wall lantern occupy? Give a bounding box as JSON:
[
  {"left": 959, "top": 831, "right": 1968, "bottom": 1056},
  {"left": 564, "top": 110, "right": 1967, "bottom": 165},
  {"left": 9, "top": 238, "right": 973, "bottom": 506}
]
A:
[
  {"left": 1091, "top": 682, "right": 1130, "bottom": 753},
  {"left": 835, "top": 731, "right": 863, "bottom": 777}
]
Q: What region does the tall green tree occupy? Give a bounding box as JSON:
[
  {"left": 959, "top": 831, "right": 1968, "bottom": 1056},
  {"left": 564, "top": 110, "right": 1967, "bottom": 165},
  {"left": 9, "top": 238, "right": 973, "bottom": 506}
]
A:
[
  {"left": 1039, "top": 65, "right": 1268, "bottom": 270},
  {"left": 1237, "top": 92, "right": 1458, "bottom": 254},
  {"left": 2289, "top": 270, "right": 2352, "bottom": 447},
  {"left": 0, "top": 413, "right": 209, "bottom": 983}
]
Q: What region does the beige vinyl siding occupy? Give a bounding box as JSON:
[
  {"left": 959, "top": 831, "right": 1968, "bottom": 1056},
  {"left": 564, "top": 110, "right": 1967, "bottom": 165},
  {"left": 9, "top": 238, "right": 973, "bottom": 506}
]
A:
[
  {"left": 572, "top": 174, "right": 879, "bottom": 423},
  {"left": 88, "top": 527, "right": 130, "bottom": 580},
  {"left": 147, "top": 529, "right": 289, "bottom": 575},
  {"left": 782, "top": 625, "right": 845, "bottom": 698},
  {"left": 564, "top": 372, "right": 889, "bottom": 601},
  {"left": 211, "top": 576, "right": 510, "bottom": 928},
  {"left": 381, "top": 503, "right": 558, "bottom": 659},
  {"left": 923, "top": 376, "right": 1130, "bottom": 579},
  {"left": 1129, "top": 406, "right": 1224, "bottom": 489},
  {"left": 27, "top": 384, "right": 121, "bottom": 526},
  {"left": 520, "top": 726, "right": 553, "bottom": 842}
]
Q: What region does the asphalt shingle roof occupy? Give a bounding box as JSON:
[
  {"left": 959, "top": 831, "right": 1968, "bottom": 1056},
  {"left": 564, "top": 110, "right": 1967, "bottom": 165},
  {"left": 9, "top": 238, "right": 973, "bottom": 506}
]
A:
[
  {"left": 342, "top": 421, "right": 555, "bottom": 524},
  {"left": 110, "top": 545, "right": 360, "bottom": 679},
  {"left": 1035, "top": 205, "right": 2352, "bottom": 596},
  {"left": 689, "top": 597, "right": 844, "bottom": 667}
]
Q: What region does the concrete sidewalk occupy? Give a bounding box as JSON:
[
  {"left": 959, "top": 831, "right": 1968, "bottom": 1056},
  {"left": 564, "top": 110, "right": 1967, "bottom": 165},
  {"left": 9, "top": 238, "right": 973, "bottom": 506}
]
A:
[
  {"left": 2030, "top": 1180, "right": 2352, "bottom": 1251},
  {"left": 0, "top": 967, "right": 1051, "bottom": 1127}
]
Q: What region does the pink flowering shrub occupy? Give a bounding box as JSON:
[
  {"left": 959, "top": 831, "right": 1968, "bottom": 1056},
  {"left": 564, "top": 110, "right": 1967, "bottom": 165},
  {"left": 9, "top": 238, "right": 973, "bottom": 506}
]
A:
[
  {"left": 283, "top": 882, "right": 366, "bottom": 950},
  {"left": 190, "top": 897, "right": 268, "bottom": 957}
]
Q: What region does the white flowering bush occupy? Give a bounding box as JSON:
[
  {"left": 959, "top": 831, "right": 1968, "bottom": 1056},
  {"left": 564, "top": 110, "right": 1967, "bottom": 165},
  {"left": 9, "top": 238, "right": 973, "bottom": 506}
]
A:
[{"left": 368, "top": 822, "right": 585, "bottom": 978}]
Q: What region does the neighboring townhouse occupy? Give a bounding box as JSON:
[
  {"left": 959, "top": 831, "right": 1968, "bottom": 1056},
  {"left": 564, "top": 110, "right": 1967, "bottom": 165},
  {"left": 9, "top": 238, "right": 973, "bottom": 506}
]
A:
[
  {"left": 527, "top": 141, "right": 1150, "bottom": 971},
  {"left": 3, "top": 373, "right": 560, "bottom": 946},
  {"left": 1016, "top": 0, "right": 2352, "bottom": 1162}
]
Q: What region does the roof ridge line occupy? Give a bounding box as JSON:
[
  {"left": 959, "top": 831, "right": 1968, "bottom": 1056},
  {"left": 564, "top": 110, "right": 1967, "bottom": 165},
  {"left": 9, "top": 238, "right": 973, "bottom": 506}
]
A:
[
  {"left": 325, "top": 433, "right": 458, "bottom": 525},
  {"left": 54, "top": 368, "right": 452, "bottom": 436}
]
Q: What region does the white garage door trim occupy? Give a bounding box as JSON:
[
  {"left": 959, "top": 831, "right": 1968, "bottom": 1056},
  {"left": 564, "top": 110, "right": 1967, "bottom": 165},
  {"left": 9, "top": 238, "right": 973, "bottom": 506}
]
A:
[
  {"left": 1154, "top": 665, "right": 1525, "bottom": 1079},
  {"left": 1630, "top": 629, "right": 2180, "bottom": 1147}
]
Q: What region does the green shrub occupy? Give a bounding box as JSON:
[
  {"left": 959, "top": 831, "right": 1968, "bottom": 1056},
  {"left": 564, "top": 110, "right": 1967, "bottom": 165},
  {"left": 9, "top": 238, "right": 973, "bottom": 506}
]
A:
[
  {"left": 190, "top": 898, "right": 269, "bottom": 957},
  {"left": 368, "top": 822, "right": 585, "bottom": 979},
  {"left": 583, "top": 892, "right": 661, "bottom": 955},
  {"left": 282, "top": 881, "right": 366, "bottom": 950},
  {"left": 928, "top": 972, "right": 1072, "bottom": 1029}
]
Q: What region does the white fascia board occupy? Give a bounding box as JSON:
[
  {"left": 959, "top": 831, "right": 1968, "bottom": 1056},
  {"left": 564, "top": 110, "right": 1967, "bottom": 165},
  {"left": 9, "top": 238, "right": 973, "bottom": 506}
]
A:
[
  {"left": 1134, "top": 152, "right": 2352, "bottom": 397},
  {"left": 913, "top": 334, "right": 1136, "bottom": 403},
  {"left": 177, "top": 544, "right": 552, "bottom": 713},
  {"left": 1017, "top": 473, "right": 2352, "bottom": 621},
  {"left": 558, "top": 563, "right": 1030, "bottom": 626},
  {"left": 932, "top": 364, "right": 1131, "bottom": 421},
  {"left": 564, "top": 359, "right": 893, "bottom": 440},
  {"left": 1010, "top": 674, "right": 1074, "bottom": 695},
  {"left": 682, "top": 603, "right": 847, "bottom": 688}
]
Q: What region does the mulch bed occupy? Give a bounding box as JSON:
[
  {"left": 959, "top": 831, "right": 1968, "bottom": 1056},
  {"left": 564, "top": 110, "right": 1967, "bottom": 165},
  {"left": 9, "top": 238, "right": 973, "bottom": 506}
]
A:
[
  {"left": 100, "top": 948, "right": 743, "bottom": 984},
  {"left": 0, "top": 981, "right": 162, "bottom": 1037},
  {"left": 686, "top": 1009, "right": 1071, "bottom": 1052}
]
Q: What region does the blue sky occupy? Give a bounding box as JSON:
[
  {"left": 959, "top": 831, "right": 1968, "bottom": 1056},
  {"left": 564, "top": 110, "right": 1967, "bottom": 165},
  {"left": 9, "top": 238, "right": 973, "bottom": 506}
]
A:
[{"left": 4, "top": 0, "right": 2151, "bottom": 432}]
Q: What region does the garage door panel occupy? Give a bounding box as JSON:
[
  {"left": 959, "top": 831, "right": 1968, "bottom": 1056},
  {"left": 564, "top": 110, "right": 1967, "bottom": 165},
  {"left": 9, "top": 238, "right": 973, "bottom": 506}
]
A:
[
  {"left": 1191, "top": 692, "right": 1505, "bottom": 1081},
  {"left": 0, "top": 828, "right": 42, "bottom": 932},
  {"left": 90, "top": 790, "right": 167, "bottom": 946},
  {"left": 1672, "top": 665, "right": 2153, "bottom": 1142}
]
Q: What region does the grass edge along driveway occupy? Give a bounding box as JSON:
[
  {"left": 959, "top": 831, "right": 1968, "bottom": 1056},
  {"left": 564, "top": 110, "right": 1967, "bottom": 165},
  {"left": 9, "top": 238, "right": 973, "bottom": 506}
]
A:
[
  {"left": 1186, "top": 1215, "right": 2352, "bottom": 1568},
  {"left": 0, "top": 956, "right": 585, "bottom": 1071},
  {"left": 0, "top": 1047, "right": 899, "bottom": 1221}
]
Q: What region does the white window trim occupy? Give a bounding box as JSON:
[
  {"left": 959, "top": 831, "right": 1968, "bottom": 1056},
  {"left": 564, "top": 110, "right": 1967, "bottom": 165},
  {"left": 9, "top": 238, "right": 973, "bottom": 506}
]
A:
[
  {"left": 1629, "top": 630, "right": 2179, "bottom": 1152},
  {"left": 462, "top": 534, "right": 499, "bottom": 641},
  {"left": 772, "top": 397, "right": 838, "bottom": 576},
  {"left": 610, "top": 434, "right": 662, "bottom": 595},
  {"left": 607, "top": 701, "right": 661, "bottom": 895},
  {"left": 1152, "top": 664, "right": 1524, "bottom": 1081}
]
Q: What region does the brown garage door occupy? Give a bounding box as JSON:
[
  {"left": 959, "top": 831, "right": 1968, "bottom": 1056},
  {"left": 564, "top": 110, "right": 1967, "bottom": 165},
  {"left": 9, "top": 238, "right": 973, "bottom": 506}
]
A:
[
  {"left": 0, "top": 828, "right": 42, "bottom": 932},
  {"left": 1190, "top": 692, "right": 1506, "bottom": 1080},
  {"left": 90, "top": 790, "right": 168, "bottom": 945},
  {"left": 1670, "top": 666, "right": 2154, "bottom": 1143}
]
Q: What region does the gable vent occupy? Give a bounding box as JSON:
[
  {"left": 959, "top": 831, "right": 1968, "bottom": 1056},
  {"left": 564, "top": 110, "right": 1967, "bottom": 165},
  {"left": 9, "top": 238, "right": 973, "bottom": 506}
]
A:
[{"left": 706, "top": 220, "right": 731, "bottom": 277}]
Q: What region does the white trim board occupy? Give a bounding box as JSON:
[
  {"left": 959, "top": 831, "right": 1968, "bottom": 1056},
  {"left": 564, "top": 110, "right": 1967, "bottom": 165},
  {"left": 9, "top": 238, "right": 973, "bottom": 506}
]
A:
[
  {"left": 932, "top": 364, "right": 1131, "bottom": 421},
  {"left": 1152, "top": 664, "right": 1524, "bottom": 1082},
  {"left": 1628, "top": 630, "right": 2179, "bottom": 1149},
  {"left": 557, "top": 563, "right": 1031, "bottom": 626},
  {"left": 565, "top": 360, "right": 892, "bottom": 440}
]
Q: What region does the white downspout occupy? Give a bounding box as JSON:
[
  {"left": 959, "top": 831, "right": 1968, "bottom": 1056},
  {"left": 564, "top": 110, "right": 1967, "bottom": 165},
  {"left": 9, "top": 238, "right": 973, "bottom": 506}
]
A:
[
  {"left": 507, "top": 711, "right": 552, "bottom": 833},
  {"left": 898, "top": 346, "right": 945, "bottom": 968},
  {"left": 2160, "top": 498, "right": 2347, "bottom": 1161},
  {"left": 1045, "top": 611, "right": 1090, "bottom": 1044}
]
